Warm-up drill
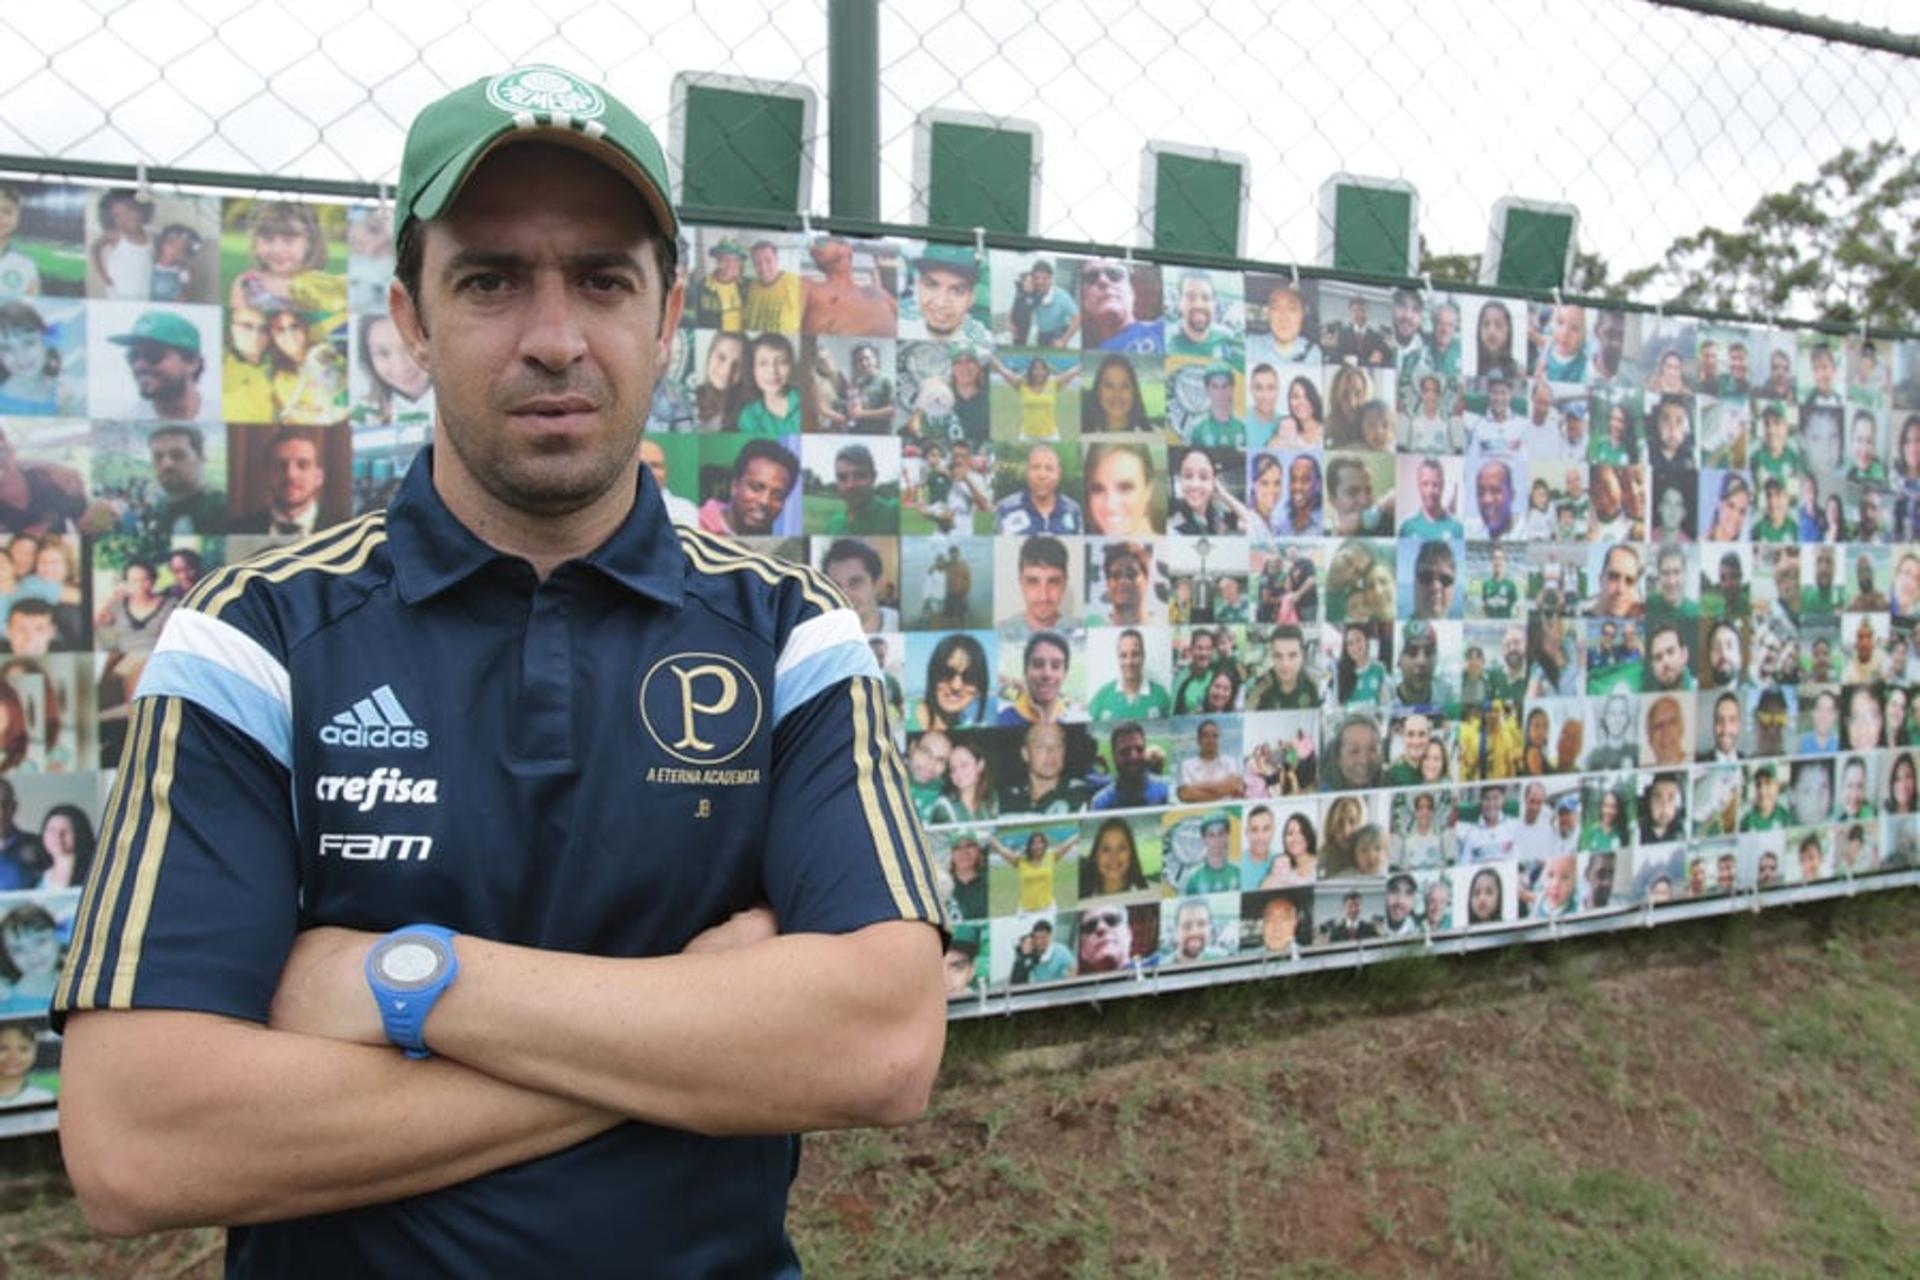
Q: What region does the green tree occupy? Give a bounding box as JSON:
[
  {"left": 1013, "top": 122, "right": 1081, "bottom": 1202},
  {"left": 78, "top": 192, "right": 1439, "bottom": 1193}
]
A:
[
  {"left": 1617, "top": 139, "right": 1920, "bottom": 326},
  {"left": 1422, "top": 139, "right": 1919, "bottom": 327}
]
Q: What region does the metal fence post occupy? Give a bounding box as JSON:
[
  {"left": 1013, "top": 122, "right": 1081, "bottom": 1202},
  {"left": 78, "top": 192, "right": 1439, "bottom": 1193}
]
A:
[{"left": 828, "top": 0, "right": 880, "bottom": 221}]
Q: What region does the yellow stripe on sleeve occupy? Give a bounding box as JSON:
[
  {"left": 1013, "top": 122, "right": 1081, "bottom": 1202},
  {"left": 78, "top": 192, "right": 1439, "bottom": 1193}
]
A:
[
  {"left": 848, "top": 677, "right": 918, "bottom": 919},
  {"left": 68, "top": 696, "right": 160, "bottom": 1009},
  {"left": 55, "top": 698, "right": 148, "bottom": 1009},
  {"left": 110, "top": 699, "right": 185, "bottom": 1006},
  {"left": 865, "top": 681, "right": 943, "bottom": 925}
]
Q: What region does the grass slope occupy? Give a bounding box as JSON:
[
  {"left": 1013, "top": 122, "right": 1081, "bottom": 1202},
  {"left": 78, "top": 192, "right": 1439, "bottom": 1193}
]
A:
[{"left": 792, "top": 894, "right": 1920, "bottom": 1278}]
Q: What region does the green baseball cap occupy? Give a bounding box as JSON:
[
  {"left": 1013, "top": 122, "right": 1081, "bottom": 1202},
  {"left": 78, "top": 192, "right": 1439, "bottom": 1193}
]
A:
[
  {"left": 397, "top": 64, "right": 677, "bottom": 241},
  {"left": 709, "top": 238, "right": 748, "bottom": 259},
  {"left": 915, "top": 242, "right": 980, "bottom": 282},
  {"left": 108, "top": 310, "right": 201, "bottom": 357}
]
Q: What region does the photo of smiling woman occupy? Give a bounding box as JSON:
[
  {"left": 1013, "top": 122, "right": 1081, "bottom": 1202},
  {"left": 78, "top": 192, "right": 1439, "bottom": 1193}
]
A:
[
  {"left": 1080, "top": 354, "right": 1156, "bottom": 433},
  {"left": 1473, "top": 298, "right": 1521, "bottom": 382},
  {"left": 731, "top": 331, "right": 803, "bottom": 435},
  {"left": 1083, "top": 441, "right": 1164, "bottom": 535},
  {"left": 1167, "top": 445, "right": 1248, "bottom": 535},
  {"left": 352, "top": 313, "right": 433, "bottom": 426},
  {"left": 1078, "top": 815, "right": 1155, "bottom": 900},
  {"left": 1461, "top": 864, "right": 1509, "bottom": 926},
  {"left": 914, "top": 631, "right": 994, "bottom": 732}
]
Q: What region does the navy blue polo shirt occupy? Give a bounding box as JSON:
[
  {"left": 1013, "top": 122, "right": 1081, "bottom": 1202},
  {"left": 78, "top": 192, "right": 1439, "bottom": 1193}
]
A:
[{"left": 54, "top": 449, "right": 944, "bottom": 1277}]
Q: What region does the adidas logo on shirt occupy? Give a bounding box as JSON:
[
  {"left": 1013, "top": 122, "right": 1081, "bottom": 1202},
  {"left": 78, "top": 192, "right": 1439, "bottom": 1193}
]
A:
[{"left": 319, "top": 684, "right": 430, "bottom": 750}]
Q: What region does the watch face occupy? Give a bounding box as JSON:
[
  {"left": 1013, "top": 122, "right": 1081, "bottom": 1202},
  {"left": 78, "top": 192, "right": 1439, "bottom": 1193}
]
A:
[{"left": 374, "top": 936, "right": 449, "bottom": 990}]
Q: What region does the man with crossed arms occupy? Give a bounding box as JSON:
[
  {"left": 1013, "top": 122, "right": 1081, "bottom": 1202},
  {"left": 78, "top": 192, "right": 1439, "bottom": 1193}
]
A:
[{"left": 56, "top": 66, "right": 946, "bottom": 1276}]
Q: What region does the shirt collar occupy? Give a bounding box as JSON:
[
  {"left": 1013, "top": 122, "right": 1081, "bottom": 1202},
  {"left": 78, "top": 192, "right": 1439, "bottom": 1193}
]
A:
[{"left": 385, "top": 446, "right": 686, "bottom": 607}]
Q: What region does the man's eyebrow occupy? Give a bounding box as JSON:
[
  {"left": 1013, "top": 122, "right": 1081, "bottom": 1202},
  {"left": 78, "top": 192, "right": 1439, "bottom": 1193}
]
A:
[{"left": 441, "top": 248, "right": 649, "bottom": 275}]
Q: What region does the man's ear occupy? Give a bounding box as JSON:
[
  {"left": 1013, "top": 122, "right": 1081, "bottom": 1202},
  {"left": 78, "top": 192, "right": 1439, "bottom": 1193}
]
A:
[
  {"left": 389, "top": 277, "right": 429, "bottom": 365},
  {"left": 656, "top": 278, "right": 686, "bottom": 363}
]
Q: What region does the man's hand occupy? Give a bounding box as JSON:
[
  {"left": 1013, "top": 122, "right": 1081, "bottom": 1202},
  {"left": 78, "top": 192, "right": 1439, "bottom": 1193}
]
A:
[{"left": 679, "top": 904, "right": 778, "bottom": 955}]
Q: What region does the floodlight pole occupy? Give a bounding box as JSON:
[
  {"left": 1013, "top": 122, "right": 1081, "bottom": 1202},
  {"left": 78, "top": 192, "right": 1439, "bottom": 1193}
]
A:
[{"left": 828, "top": 0, "right": 880, "bottom": 221}]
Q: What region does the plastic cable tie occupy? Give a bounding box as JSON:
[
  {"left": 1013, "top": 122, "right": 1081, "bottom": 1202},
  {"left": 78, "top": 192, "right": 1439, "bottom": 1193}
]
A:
[
  {"left": 1421, "top": 271, "right": 1435, "bottom": 299},
  {"left": 971, "top": 225, "right": 985, "bottom": 256},
  {"left": 1289, "top": 261, "right": 1301, "bottom": 289},
  {"left": 1551, "top": 285, "right": 1563, "bottom": 309},
  {"left": 800, "top": 210, "right": 814, "bottom": 239},
  {"left": 135, "top": 163, "right": 149, "bottom": 196}
]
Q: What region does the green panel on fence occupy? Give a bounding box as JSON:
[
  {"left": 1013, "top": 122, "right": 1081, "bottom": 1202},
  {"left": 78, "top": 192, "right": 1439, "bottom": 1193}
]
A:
[
  {"left": 680, "top": 84, "right": 807, "bottom": 213},
  {"left": 1331, "top": 185, "right": 1414, "bottom": 276},
  {"left": 1152, "top": 153, "right": 1242, "bottom": 256},
  {"left": 1494, "top": 207, "right": 1576, "bottom": 290},
  {"left": 926, "top": 121, "right": 1033, "bottom": 234}
]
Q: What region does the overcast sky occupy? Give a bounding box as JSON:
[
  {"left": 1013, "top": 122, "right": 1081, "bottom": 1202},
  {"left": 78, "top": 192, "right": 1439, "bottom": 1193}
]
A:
[{"left": 0, "top": 0, "right": 1913, "bottom": 281}]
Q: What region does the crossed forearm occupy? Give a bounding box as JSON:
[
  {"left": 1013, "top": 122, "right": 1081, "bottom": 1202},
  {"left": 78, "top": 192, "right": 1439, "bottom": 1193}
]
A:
[
  {"left": 58, "top": 1010, "right": 618, "bottom": 1235},
  {"left": 420, "top": 922, "right": 946, "bottom": 1135}
]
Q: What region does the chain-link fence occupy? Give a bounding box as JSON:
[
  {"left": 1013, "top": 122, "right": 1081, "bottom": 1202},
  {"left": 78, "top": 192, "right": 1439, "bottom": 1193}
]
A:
[{"left": 1, "top": 2, "right": 1915, "bottom": 320}]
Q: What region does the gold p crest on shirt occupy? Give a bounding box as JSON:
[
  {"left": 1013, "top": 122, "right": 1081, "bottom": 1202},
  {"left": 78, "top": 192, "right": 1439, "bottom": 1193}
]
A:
[{"left": 640, "top": 651, "right": 763, "bottom": 785}]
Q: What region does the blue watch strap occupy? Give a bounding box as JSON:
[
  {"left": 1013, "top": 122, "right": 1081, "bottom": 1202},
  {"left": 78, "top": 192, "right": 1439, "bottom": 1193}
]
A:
[{"left": 365, "top": 924, "right": 460, "bottom": 1059}]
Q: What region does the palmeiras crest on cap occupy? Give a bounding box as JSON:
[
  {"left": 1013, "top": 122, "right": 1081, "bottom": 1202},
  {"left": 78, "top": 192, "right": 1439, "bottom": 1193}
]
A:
[{"left": 484, "top": 66, "right": 607, "bottom": 122}]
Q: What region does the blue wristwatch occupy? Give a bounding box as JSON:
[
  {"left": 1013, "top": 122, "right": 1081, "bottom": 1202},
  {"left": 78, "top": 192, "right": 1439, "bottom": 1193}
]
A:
[{"left": 365, "top": 924, "right": 460, "bottom": 1059}]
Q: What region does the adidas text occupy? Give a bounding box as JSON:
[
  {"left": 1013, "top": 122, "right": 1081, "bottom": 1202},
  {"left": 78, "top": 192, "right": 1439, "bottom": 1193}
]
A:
[
  {"left": 321, "top": 684, "right": 430, "bottom": 750},
  {"left": 320, "top": 723, "right": 430, "bottom": 750}
]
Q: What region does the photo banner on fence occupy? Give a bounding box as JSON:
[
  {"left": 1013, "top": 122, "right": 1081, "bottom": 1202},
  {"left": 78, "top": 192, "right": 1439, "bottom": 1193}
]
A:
[{"left": 0, "top": 170, "right": 1916, "bottom": 1129}]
